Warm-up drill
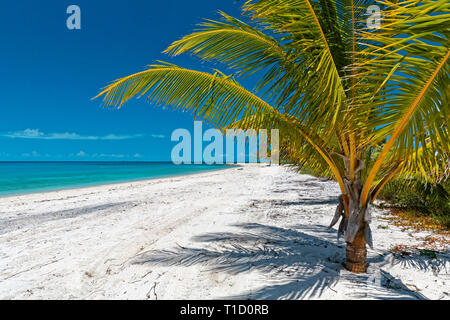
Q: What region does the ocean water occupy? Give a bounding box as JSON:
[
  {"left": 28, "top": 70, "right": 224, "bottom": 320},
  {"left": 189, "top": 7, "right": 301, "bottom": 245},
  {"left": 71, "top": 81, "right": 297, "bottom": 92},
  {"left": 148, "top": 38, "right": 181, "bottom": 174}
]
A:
[{"left": 0, "top": 162, "right": 229, "bottom": 197}]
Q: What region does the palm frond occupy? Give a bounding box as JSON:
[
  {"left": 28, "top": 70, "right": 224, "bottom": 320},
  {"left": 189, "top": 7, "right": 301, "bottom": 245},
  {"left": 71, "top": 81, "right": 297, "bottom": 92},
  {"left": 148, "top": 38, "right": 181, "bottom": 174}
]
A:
[
  {"left": 354, "top": 0, "right": 450, "bottom": 205},
  {"left": 165, "top": 11, "right": 289, "bottom": 79},
  {"left": 95, "top": 62, "right": 281, "bottom": 128},
  {"left": 243, "top": 0, "right": 348, "bottom": 127}
]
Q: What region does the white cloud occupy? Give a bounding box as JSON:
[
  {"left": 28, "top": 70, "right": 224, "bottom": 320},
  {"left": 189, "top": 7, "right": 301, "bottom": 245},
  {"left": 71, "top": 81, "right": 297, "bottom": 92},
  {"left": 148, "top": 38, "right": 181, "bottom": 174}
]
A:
[
  {"left": 93, "top": 153, "right": 126, "bottom": 159},
  {"left": 0, "top": 152, "right": 12, "bottom": 157},
  {"left": 0, "top": 129, "right": 147, "bottom": 140},
  {"left": 150, "top": 134, "right": 166, "bottom": 139},
  {"left": 67, "top": 151, "right": 144, "bottom": 159},
  {"left": 21, "top": 150, "right": 39, "bottom": 157}
]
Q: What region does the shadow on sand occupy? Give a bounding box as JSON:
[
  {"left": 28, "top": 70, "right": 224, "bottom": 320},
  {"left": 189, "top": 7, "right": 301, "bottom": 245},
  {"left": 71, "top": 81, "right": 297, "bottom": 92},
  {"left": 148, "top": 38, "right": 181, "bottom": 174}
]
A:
[
  {"left": 132, "top": 222, "right": 446, "bottom": 299},
  {"left": 0, "top": 201, "right": 133, "bottom": 235}
]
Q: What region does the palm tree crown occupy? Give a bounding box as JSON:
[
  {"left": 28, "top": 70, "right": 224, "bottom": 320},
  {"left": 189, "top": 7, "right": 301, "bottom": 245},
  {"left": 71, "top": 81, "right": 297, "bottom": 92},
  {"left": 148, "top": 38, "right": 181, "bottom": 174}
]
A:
[{"left": 96, "top": 0, "right": 449, "bottom": 272}]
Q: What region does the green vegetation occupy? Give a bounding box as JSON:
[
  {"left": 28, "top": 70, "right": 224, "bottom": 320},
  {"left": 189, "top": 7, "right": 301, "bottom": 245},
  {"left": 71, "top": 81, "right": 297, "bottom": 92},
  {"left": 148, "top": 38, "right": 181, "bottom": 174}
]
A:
[
  {"left": 378, "top": 179, "right": 450, "bottom": 230},
  {"left": 96, "top": 0, "right": 449, "bottom": 273},
  {"left": 420, "top": 249, "right": 438, "bottom": 259}
]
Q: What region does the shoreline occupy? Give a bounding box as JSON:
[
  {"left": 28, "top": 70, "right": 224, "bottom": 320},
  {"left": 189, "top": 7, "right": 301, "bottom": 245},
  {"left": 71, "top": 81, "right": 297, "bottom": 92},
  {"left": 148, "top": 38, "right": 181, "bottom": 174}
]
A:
[
  {"left": 0, "top": 164, "right": 237, "bottom": 199},
  {"left": 0, "top": 165, "right": 448, "bottom": 300}
]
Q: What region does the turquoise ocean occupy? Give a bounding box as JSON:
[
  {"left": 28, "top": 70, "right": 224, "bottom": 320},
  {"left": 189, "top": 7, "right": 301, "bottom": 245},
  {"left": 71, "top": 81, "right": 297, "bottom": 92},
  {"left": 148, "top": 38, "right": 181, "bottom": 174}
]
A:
[{"left": 0, "top": 162, "right": 229, "bottom": 197}]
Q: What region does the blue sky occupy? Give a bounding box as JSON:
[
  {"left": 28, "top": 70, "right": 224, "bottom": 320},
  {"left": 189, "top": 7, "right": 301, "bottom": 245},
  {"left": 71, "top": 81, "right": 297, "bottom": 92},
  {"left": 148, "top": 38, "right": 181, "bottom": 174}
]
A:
[{"left": 0, "top": 0, "right": 252, "bottom": 161}]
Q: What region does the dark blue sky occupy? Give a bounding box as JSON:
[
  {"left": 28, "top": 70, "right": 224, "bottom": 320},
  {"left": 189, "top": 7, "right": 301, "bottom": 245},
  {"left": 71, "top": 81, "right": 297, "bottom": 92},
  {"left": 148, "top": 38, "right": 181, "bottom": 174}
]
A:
[{"left": 0, "top": 0, "right": 252, "bottom": 161}]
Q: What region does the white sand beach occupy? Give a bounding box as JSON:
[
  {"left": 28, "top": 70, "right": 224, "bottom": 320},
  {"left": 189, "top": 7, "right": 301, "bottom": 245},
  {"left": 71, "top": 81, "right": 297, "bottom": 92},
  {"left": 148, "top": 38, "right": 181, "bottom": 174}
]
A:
[{"left": 0, "top": 165, "right": 448, "bottom": 300}]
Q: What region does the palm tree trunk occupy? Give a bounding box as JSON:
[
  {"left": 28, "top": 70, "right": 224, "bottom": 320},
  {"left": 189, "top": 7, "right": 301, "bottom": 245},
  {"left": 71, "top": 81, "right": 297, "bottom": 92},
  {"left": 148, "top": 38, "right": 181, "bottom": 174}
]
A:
[
  {"left": 343, "top": 173, "right": 368, "bottom": 274},
  {"left": 346, "top": 225, "right": 367, "bottom": 273}
]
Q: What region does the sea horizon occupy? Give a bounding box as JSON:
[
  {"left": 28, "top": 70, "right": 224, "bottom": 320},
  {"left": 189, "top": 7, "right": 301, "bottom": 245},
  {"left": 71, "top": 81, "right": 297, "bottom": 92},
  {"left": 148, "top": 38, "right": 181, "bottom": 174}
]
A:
[{"left": 0, "top": 161, "right": 231, "bottom": 197}]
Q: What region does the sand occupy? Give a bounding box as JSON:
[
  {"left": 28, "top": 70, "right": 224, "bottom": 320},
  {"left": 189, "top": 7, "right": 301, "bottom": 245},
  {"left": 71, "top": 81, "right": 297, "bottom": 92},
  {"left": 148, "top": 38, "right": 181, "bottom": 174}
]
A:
[{"left": 0, "top": 164, "right": 448, "bottom": 300}]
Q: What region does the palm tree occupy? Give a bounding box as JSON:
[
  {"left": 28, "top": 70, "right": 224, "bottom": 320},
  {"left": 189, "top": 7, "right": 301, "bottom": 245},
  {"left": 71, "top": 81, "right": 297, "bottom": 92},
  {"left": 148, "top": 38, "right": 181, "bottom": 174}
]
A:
[{"left": 95, "top": 0, "right": 449, "bottom": 273}]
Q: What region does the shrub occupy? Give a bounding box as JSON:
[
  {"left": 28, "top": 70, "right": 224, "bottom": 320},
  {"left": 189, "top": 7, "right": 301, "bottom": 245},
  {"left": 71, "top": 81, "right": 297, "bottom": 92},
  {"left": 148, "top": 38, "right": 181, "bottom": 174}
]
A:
[{"left": 378, "top": 178, "right": 450, "bottom": 229}]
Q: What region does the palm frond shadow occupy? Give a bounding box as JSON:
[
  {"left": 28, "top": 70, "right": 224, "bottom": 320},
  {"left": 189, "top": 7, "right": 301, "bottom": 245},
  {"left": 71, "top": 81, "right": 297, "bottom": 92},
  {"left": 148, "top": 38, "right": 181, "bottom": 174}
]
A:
[
  {"left": 269, "top": 178, "right": 331, "bottom": 194},
  {"left": 0, "top": 201, "right": 133, "bottom": 236},
  {"left": 389, "top": 251, "right": 449, "bottom": 274},
  {"left": 270, "top": 198, "right": 339, "bottom": 206},
  {"left": 251, "top": 197, "right": 339, "bottom": 208},
  {"left": 131, "top": 223, "right": 434, "bottom": 299}
]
